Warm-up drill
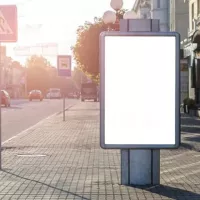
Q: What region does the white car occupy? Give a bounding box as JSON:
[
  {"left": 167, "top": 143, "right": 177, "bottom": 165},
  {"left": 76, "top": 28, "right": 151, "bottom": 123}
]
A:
[
  {"left": 46, "top": 92, "right": 51, "bottom": 99},
  {"left": 49, "top": 89, "right": 61, "bottom": 99}
]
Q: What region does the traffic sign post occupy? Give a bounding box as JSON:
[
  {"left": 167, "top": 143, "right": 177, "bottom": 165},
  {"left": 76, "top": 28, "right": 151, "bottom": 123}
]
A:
[
  {"left": 57, "top": 55, "right": 71, "bottom": 77},
  {"left": 57, "top": 55, "right": 72, "bottom": 121},
  {"left": 99, "top": 19, "right": 180, "bottom": 185},
  {"left": 0, "top": 5, "right": 17, "bottom": 170}
]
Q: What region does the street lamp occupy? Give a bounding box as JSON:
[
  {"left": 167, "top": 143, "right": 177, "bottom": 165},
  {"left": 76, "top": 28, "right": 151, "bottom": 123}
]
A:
[
  {"left": 102, "top": 0, "right": 138, "bottom": 27},
  {"left": 102, "top": 11, "right": 116, "bottom": 25},
  {"left": 123, "top": 11, "right": 138, "bottom": 19},
  {"left": 110, "top": 0, "right": 123, "bottom": 11}
]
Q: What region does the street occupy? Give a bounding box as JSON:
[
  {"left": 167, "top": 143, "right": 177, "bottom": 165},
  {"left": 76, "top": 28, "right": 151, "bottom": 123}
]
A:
[{"left": 1, "top": 98, "right": 78, "bottom": 142}]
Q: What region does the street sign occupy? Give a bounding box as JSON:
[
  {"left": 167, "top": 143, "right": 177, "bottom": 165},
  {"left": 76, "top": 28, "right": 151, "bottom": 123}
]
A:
[
  {"left": 100, "top": 31, "right": 180, "bottom": 149},
  {"left": 0, "top": 5, "right": 17, "bottom": 42},
  {"left": 57, "top": 55, "right": 71, "bottom": 77}
]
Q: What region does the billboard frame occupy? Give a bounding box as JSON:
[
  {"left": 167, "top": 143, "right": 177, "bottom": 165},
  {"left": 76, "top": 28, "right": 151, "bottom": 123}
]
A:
[{"left": 99, "top": 31, "right": 180, "bottom": 149}]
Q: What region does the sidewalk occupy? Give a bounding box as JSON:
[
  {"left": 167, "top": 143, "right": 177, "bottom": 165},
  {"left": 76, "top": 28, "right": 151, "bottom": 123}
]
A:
[{"left": 0, "top": 102, "right": 199, "bottom": 200}]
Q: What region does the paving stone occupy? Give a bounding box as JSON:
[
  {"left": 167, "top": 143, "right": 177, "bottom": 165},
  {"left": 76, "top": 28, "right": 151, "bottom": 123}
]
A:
[{"left": 0, "top": 103, "right": 199, "bottom": 199}]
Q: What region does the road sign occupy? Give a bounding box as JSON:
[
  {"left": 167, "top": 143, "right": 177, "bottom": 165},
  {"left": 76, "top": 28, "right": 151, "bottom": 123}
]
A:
[
  {"left": 57, "top": 55, "right": 71, "bottom": 77},
  {"left": 99, "top": 31, "right": 180, "bottom": 149},
  {"left": 0, "top": 5, "right": 17, "bottom": 42}
]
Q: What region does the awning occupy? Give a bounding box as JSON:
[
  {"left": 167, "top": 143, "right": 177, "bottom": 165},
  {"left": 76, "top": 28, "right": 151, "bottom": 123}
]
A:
[{"left": 192, "top": 30, "right": 200, "bottom": 43}]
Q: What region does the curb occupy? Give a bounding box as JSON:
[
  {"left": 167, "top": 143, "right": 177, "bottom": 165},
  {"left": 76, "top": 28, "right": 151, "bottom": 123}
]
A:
[{"left": 2, "top": 103, "right": 77, "bottom": 145}]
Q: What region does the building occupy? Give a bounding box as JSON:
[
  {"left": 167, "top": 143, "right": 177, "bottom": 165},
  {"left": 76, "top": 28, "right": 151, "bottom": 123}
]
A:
[
  {"left": 5, "top": 61, "right": 26, "bottom": 98},
  {"left": 169, "top": 0, "right": 189, "bottom": 43},
  {"left": 151, "top": 0, "right": 170, "bottom": 31},
  {"left": 182, "top": 0, "right": 200, "bottom": 104},
  {"left": 132, "top": 0, "right": 151, "bottom": 18},
  {"left": 169, "top": 0, "right": 189, "bottom": 103},
  {"left": 133, "top": 0, "right": 189, "bottom": 103}
]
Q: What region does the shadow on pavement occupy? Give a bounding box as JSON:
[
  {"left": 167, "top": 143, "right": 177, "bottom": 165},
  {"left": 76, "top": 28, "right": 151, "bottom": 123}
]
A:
[
  {"left": 134, "top": 184, "right": 200, "bottom": 199},
  {"left": 181, "top": 126, "right": 200, "bottom": 134},
  {"left": 1, "top": 170, "right": 90, "bottom": 200},
  {"left": 180, "top": 142, "right": 199, "bottom": 151},
  {"left": 181, "top": 113, "right": 200, "bottom": 149},
  {"left": 7, "top": 106, "right": 22, "bottom": 109},
  {"left": 69, "top": 109, "right": 99, "bottom": 111},
  {"left": 1, "top": 146, "right": 33, "bottom": 151},
  {"left": 184, "top": 135, "right": 200, "bottom": 142}
]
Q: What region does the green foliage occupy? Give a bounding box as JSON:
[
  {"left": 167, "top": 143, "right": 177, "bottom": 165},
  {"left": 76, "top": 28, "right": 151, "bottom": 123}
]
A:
[
  {"left": 72, "top": 9, "right": 127, "bottom": 81},
  {"left": 26, "top": 55, "right": 79, "bottom": 94},
  {"left": 183, "top": 97, "right": 197, "bottom": 109}
]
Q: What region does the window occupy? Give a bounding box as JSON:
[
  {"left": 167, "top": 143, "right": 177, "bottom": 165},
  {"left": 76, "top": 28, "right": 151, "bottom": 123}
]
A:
[
  {"left": 192, "top": 3, "right": 194, "bottom": 30},
  {"left": 157, "top": 0, "right": 160, "bottom": 8}
]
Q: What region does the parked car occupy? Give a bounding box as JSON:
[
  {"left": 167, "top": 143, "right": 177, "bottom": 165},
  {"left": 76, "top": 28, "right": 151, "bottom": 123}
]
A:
[
  {"left": 49, "top": 88, "right": 61, "bottom": 99},
  {"left": 67, "top": 92, "right": 80, "bottom": 99},
  {"left": 81, "top": 83, "right": 98, "bottom": 102},
  {"left": 46, "top": 92, "right": 50, "bottom": 99},
  {"left": 29, "top": 90, "right": 43, "bottom": 101},
  {"left": 67, "top": 92, "right": 74, "bottom": 99},
  {"left": 1, "top": 90, "right": 11, "bottom": 107}
]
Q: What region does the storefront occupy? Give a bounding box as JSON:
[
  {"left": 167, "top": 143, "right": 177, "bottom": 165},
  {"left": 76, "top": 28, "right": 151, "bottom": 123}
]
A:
[{"left": 183, "top": 31, "right": 200, "bottom": 104}]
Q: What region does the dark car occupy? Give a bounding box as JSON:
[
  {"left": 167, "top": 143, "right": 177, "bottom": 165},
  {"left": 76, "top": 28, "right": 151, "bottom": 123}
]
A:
[
  {"left": 29, "top": 90, "right": 43, "bottom": 101},
  {"left": 1, "top": 90, "right": 11, "bottom": 107}
]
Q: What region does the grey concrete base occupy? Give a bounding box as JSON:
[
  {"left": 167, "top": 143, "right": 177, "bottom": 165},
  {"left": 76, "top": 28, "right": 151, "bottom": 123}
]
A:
[
  {"left": 129, "top": 150, "right": 151, "bottom": 185},
  {"left": 121, "top": 149, "right": 160, "bottom": 185},
  {"left": 121, "top": 150, "right": 129, "bottom": 184}
]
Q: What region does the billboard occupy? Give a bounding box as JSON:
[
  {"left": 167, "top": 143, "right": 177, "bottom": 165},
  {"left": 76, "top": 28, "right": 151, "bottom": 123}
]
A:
[{"left": 99, "top": 31, "right": 180, "bottom": 149}]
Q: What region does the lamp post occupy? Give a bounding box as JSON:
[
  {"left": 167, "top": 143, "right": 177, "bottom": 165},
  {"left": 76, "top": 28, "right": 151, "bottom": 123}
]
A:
[{"left": 102, "top": 0, "right": 138, "bottom": 30}]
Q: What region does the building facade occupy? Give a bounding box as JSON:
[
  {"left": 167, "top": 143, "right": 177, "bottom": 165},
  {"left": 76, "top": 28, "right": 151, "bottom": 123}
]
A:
[
  {"left": 170, "top": 0, "right": 189, "bottom": 43},
  {"left": 151, "top": 0, "right": 170, "bottom": 31},
  {"left": 169, "top": 0, "right": 189, "bottom": 103},
  {"left": 182, "top": 0, "right": 200, "bottom": 104},
  {"left": 3, "top": 60, "right": 26, "bottom": 98},
  {"left": 133, "top": 0, "right": 189, "bottom": 103},
  {"left": 132, "top": 0, "right": 151, "bottom": 18}
]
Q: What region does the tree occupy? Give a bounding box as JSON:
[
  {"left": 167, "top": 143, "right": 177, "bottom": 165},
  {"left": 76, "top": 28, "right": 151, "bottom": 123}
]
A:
[
  {"left": 26, "top": 55, "right": 51, "bottom": 93},
  {"left": 72, "top": 67, "right": 88, "bottom": 89},
  {"left": 72, "top": 9, "right": 127, "bottom": 82}
]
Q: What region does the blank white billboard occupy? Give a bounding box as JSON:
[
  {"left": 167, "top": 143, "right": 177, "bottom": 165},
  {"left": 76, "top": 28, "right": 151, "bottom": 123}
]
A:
[{"left": 100, "top": 32, "right": 180, "bottom": 149}]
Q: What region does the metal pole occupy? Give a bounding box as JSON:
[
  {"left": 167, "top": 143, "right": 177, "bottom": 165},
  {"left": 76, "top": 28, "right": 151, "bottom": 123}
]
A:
[
  {"left": 120, "top": 19, "right": 160, "bottom": 185},
  {"left": 63, "top": 93, "right": 65, "bottom": 121},
  {"left": 0, "top": 42, "right": 2, "bottom": 170}
]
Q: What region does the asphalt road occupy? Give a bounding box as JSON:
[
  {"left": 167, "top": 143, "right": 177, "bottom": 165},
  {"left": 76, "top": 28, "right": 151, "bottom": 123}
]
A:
[{"left": 1, "top": 98, "right": 78, "bottom": 142}]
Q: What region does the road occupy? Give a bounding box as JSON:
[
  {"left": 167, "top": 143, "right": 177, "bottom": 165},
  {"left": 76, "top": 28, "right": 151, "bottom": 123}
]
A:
[{"left": 1, "top": 98, "right": 78, "bottom": 142}]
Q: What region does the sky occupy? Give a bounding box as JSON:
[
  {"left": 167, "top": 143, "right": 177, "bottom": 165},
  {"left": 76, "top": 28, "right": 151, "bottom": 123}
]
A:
[{"left": 1, "top": 0, "right": 135, "bottom": 67}]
